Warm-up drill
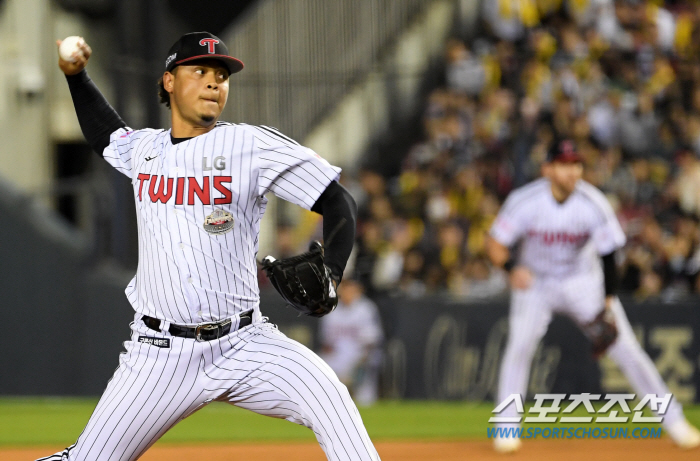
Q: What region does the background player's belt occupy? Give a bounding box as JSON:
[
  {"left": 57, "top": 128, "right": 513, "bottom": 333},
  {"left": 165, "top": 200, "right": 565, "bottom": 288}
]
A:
[{"left": 142, "top": 310, "right": 253, "bottom": 342}]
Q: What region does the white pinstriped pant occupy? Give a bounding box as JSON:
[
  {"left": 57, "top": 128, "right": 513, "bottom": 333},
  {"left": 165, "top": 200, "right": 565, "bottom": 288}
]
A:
[
  {"left": 496, "top": 270, "right": 685, "bottom": 430},
  {"left": 37, "top": 316, "right": 380, "bottom": 461}
]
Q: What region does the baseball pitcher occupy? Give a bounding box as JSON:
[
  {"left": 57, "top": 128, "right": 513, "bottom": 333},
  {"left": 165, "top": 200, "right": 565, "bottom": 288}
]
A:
[{"left": 38, "top": 32, "right": 380, "bottom": 461}]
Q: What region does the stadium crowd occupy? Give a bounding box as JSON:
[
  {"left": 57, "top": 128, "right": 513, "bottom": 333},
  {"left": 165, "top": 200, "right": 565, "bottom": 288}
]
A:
[{"left": 345, "top": 0, "right": 700, "bottom": 302}]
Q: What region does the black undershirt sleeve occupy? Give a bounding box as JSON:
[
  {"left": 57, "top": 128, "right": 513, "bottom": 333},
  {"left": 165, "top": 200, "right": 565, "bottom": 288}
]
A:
[
  {"left": 310, "top": 180, "right": 357, "bottom": 283},
  {"left": 65, "top": 70, "right": 127, "bottom": 154},
  {"left": 602, "top": 251, "right": 618, "bottom": 296}
]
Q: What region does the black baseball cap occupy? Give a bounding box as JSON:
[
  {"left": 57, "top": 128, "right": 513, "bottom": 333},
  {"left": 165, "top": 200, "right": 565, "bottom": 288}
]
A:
[
  {"left": 547, "top": 139, "right": 582, "bottom": 163},
  {"left": 164, "top": 32, "right": 244, "bottom": 75}
]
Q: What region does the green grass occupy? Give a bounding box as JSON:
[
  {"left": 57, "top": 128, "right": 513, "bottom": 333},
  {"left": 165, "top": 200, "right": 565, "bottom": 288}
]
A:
[
  {"left": 1, "top": 397, "right": 698, "bottom": 447},
  {"left": 0, "top": 398, "right": 488, "bottom": 446}
]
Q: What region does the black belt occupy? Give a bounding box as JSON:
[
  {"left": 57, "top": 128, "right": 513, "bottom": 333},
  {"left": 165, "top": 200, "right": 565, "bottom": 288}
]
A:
[{"left": 142, "top": 310, "right": 253, "bottom": 342}]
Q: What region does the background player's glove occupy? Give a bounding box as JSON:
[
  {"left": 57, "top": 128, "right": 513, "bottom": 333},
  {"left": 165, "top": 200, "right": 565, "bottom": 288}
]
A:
[
  {"left": 262, "top": 241, "right": 338, "bottom": 318},
  {"left": 582, "top": 308, "right": 618, "bottom": 359}
]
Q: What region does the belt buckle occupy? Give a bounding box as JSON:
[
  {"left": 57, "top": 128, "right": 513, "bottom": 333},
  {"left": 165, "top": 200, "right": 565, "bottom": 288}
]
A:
[
  {"left": 195, "top": 320, "right": 231, "bottom": 342},
  {"left": 195, "top": 322, "right": 219, "bottom": 342}
]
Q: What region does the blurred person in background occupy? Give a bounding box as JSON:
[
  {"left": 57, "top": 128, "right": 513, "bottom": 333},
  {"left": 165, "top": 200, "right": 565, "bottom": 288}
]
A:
[
  {"left": 445, "top": 38, "right": 486, "bottom": 97},
  {"left": 320, "top": 277, "right": 384, "bottom": 406},
  {"left": 449, "top": 254, "right": 508, "bottom": 300},
  {"left": 485, "top": 140, "right": 700, "bottom": 453},
  {"left": 482, "top": 0, "right": 539, "bottom": 42}
]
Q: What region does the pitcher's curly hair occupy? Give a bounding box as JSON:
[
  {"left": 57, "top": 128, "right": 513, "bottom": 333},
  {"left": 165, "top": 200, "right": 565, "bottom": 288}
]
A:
[{"left": 157, "top": 67, "right": 178, "bottom": 108}]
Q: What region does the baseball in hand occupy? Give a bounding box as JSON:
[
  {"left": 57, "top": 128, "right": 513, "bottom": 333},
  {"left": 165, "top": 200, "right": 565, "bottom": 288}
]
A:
[{"left": 59, "top": 36, "right": 85, "bottom": 62}]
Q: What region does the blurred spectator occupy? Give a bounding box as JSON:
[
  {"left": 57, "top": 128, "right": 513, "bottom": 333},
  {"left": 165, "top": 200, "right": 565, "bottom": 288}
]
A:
[
  {"left": 445, "top": 39, "right": 486, "bottom": 96},
  {"left": 319, "top": 278, "right": 383, "bottom": 406},
  {"left": 618, "top": 91, "right": 659, "bottom": 158},
  {"left": 482, "top": 0, "right": 539, "bottom": 41},
  {"left": 371, "top": 218, "right": 415, "bottom": 291},
  {"left": 673, "top": 146, "right": 700, "bottom": 217},
  {"left": 449, "top": 255, "right": 508, "bottom": 300}
]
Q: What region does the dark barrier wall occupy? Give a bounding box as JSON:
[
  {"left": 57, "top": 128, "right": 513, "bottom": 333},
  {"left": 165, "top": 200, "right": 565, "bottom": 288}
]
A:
[
  {"left": 1, "top": 190, "right": 698, "bottom": 400},
  {"left": 376, "top": 295, "right": 700, "bottom": 404},
  {"left": 2, "top": 279, "right": 699, "bottom": 403},
  {"left": 0, "top": 189, "right": 87, "bottom": 395}
]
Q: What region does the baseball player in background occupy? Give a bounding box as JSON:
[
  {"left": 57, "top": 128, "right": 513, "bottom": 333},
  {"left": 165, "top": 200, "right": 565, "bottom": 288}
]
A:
[
  {"left": 485, "top": 140, "right": 700, "bottom": 454},
  {"left": 320, "top": 277, "right": 384, "bottom": 406},
  {"left": 38, "top": 32, "right": 380, "bottom": 461}
]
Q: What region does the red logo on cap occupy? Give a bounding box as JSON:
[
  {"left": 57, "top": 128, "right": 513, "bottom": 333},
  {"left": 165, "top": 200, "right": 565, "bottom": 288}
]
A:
[
  {"left": 560, "top": 140, "right": 575, "bottom": 155},
  {"left": 199, "top": 38, "right": 219, "bottom": 54}
]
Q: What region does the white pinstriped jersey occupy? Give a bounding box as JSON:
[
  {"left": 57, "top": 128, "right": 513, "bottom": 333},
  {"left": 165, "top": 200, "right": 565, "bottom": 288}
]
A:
[
  {"left": 102, "top": 122, "right": 340, "bottom": 325},
  {"left": 490, "top": 178, "right": 626, "bottom": 277}
]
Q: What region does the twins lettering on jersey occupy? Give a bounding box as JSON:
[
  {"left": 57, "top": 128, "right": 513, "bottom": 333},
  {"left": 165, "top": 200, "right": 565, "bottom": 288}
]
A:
[
  {"left": 526, "top": 229, "right": 590, "bottom": 246},
  {"left": 136, "top": 174, "right": 232, "bottom": 205}
]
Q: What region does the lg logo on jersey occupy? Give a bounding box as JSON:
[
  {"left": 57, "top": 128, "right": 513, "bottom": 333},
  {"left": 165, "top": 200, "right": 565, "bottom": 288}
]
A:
[{"left": 203, "top": 156, "right": 226, "bottom": 171}]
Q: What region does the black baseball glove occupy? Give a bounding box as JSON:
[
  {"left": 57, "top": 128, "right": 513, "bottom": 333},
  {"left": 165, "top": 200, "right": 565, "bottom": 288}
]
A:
[
  {"left": 582, "top": 308, "right": 618, "bottom": 359},
  {"left": 261, "top": 241, "right": 338, "bottom": 318}
]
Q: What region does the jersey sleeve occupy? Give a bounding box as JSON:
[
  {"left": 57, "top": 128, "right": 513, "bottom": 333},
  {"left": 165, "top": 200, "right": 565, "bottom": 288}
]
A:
[
  {"left": 590, "top": 193, "right": 626, "bottom": 255},
  {"left": 102, "top": 127, "right": 136, "bottom": 178},
  {"left": 252, "top": 126, "right": 341, "bottom": 209},
  {"left": 489, "top": 194, "right": 526, "bottom": 247}
]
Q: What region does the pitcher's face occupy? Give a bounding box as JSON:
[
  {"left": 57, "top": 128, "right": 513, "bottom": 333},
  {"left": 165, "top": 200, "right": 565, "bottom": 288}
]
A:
[{"left": 165, "top": 59, "right": 230, "bottom": 127}]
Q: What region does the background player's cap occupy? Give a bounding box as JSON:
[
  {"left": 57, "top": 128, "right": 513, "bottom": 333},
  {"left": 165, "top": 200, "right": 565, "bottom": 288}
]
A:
[
  {"left": 165, "top": 31, "right": 244, "bottom": 75},
  {"left": 546, "top": 139, "right": 582, "bottom": 163}
]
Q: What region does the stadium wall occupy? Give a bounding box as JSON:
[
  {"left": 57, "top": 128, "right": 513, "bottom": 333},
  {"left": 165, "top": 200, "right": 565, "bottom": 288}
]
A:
[
  {"left": 1, "top": 176, "right": 696, "bottom": 401},
  {"left": 1, "top": 186, "right": 697, "bottom": 402}
]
